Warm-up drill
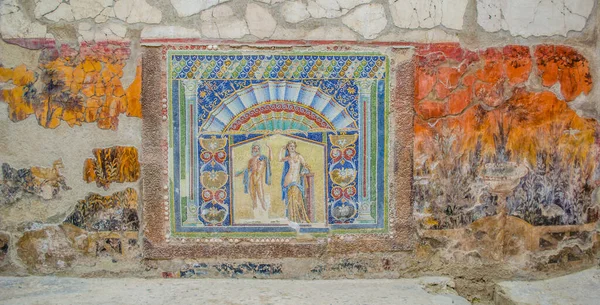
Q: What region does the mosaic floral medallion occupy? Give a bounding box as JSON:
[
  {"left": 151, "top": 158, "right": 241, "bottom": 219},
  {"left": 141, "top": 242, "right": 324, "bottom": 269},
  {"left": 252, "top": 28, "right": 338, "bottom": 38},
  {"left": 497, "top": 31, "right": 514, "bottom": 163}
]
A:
[{"left": 166, "top": 50, "right": 390, "bottom": 238}]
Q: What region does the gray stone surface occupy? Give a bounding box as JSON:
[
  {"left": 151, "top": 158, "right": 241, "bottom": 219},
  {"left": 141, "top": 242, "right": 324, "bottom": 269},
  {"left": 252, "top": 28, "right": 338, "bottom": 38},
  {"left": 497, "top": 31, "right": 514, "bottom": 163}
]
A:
[
  {"left": 495, "top": 268, "right": 600, "bottom": 305},
  {"left": 0, "top": 276, "right": 470, "bottom": 305}
]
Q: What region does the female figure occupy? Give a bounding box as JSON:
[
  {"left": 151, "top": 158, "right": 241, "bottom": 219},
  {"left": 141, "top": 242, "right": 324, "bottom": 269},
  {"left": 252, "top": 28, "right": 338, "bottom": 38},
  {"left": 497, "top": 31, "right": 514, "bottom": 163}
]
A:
[{"left": 279, "top": 140, "right": 311, "bottom": 223}]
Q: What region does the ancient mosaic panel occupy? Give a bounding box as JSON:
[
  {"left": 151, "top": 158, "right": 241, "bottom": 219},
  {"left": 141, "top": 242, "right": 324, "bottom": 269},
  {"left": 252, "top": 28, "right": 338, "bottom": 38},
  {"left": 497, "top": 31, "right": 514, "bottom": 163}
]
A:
[{"left": 166, "top": 50, "right": 389, "bottom": 238}]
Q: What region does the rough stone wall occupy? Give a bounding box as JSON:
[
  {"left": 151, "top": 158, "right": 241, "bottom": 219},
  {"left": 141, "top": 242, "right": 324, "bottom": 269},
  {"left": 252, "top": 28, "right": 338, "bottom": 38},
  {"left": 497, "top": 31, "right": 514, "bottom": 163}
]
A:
[{"left": 0, "top": 0, "right": 599, "bottom": 302}]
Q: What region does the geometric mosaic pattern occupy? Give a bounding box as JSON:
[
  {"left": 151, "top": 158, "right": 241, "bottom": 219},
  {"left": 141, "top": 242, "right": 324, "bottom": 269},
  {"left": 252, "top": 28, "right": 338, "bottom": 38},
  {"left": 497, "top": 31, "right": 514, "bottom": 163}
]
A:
[{"left": 167, "top": 51, "right": 389, "bottom": 237}]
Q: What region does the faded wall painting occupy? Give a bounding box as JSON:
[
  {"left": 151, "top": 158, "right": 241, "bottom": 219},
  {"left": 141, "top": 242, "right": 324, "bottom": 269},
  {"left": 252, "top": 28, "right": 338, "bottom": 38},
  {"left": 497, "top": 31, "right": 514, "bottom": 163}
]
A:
[
  {"left": 0, "top": 41, "right": 141, "bottom": 130},
  {"left": 413, "top": 45, "right": 598, "bottom": 230},
  {"left": 1, "top": 160, "right": 70, "bottom": 205},
  {"left": 167, "top": 51, "right": 389, "bottom": 237}
]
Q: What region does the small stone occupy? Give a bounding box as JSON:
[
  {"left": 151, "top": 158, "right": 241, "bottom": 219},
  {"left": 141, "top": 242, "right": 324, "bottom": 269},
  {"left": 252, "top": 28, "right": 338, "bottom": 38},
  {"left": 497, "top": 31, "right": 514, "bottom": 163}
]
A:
[
  {"left": 95, "top": 7, "right": 115, "bottom": 23},
  {"left": 246, "top": 3, "right": 277, "bottom": 39},
  {"left": 389, "top": 0, "right": 468, "bottom": 30},
  {"left": 44, "top": 2, "right": 74, "bottom": 22},
  {"left": 281, "top": 1, "right": 310, "bottom": 23},
  {"left": 1, "top": 0, "right": 48, "bottom": 39},
  {"left": 307, "top": 0, "right": 343, "bottom": 18},
  {"left": 476, "top": 0, "right": 595, "bottom": 37},
  {"left": 71, "top": 0, "right": 110, "bottom": 20},
  {"left": 114, "top": 0, "right": 162, "bottom": 24},
  {"left": 34, "top": 0, "right": 62, "bottom": 19},
  {"left": 170, "top": 0, "right": 222, "bottom": 17},
  {"left": 341, "top": 3, "right": 387, "bottom": 39}
]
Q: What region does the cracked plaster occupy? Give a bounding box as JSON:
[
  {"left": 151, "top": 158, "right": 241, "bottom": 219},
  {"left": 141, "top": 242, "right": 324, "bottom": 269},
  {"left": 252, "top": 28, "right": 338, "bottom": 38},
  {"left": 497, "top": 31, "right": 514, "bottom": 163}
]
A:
[
  {"left": 246, "top": 3, "right": 277, "bottom": 39},
  {"left": 199, "top": 5, "right": 249, "bottom": 39},
  {"left": 169, "top": 0, "right": 230, "bottom": 18},
  {"left": 389, "top": 0, "right": 468, "bottom": 30},
  {"left": 1, "top": 0, "right": 49, "bottom": 39},
  {"left": 34, "top": 0, "right": 161, "bottom": 24},
  {"left": 341, "top": 3, "right": 387, "bottom": 39},
  {"left": 476, "top": 0, "right": 595, "bottom": 37}
]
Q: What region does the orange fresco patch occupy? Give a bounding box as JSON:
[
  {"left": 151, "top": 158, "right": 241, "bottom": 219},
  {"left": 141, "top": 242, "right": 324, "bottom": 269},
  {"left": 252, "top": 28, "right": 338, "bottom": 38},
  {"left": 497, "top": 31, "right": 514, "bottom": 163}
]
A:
[
  {"left": 417, "top": 99, "right": 447, "bottom": 120},
  {"left": 435, "top": 66, "right": 463, "bottom": 99},
  {"left": 0, "top": 41, "right": 142, "bottom": 130},
  {"left": 447, "top": 89, "right": 471, "bottom": 115},
  {"left": 535, "top": 45, "right": 592, "bottom": 101},
  {"left": 474, "top": 81, "right": 503, "bottom": 108},
  {"left": 503, "top": 46, "right": 532, "bottom": 85},
  {"left": 83, "top": 146, "right": 140, "bottom": 190},
  {"left": 415, "top": 65, "right": 435, "bottom": 100},
  {"left": 414, "top": 44, "right": 597, "bottom": 229}
]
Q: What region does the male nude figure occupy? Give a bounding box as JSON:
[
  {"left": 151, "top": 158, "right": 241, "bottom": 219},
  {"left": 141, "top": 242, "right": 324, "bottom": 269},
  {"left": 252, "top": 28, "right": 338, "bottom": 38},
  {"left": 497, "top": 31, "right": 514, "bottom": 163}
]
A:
[{"left": 235, "top": 143, "right": 272, "bottom": 211}]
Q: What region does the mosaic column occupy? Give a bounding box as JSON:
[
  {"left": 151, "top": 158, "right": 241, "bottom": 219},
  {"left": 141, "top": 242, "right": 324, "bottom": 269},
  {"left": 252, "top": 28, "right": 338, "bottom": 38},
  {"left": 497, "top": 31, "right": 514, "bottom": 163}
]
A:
[
  {"left": 182, "top": 80, "right": 201, "bottom": 225},
  {"left": 356, "top": 79, "right": 375, "bottom": 223}
]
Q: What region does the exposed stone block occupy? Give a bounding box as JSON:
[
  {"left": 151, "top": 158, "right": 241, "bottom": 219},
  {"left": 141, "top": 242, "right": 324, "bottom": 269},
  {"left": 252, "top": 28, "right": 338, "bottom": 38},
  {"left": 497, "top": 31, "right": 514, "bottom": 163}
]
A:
[
  {"left": 389, "top": 0, "right": 468, "bottom": 30},
  {"left": 341, "top": 3, "right": 387, "bottom": 39},
  {"left": 1, "top": 0, "right": 49, "bottom": 39},
  {"left": 246, "top": 3, "right": 277, "bottom": 39},
  {"left": 476, "top": 0, "right": 595, "bottom": 37}
]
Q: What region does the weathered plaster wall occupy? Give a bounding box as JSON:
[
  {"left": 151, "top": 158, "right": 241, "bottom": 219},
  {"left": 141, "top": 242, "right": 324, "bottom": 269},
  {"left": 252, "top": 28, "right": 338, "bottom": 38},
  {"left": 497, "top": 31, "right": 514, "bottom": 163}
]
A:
[{"left": 1, "top": 0, "right": 599, "bottom": 302}]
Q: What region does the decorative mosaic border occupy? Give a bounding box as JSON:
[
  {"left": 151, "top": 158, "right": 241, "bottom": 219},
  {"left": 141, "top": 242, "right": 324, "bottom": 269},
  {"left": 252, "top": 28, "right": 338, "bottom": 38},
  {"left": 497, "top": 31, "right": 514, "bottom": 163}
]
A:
[{"left": 142, "top": 45, "right": 415, "bottom": 258}]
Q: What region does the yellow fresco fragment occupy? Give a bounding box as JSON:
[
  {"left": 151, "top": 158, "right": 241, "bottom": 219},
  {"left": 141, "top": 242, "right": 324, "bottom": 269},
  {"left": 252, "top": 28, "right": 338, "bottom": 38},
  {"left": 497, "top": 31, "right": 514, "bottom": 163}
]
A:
[{"left": 0, "top": 42, "right": 142, "bottom": 129}]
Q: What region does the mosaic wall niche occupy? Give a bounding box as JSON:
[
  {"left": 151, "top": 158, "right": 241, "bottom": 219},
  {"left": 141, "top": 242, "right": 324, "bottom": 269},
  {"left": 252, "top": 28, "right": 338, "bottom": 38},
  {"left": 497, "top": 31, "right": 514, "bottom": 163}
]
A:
[
  {"left": 0, "top": 160, "right": 70, "bottom": 205},
  {"left": 144, "top": 46, "right": 410, "bottom": 245},
  {"left": 83, "top": 146, "right": 140, "bottom": 190},
  {"left": 413, "top": 44, "right": 598, "bottom": 230},
  {"left": 166, "top": 50, "right": 389, "bottom": 238},
  {"left": 0, "top": 41, "right": 141, "bottom": 130}
]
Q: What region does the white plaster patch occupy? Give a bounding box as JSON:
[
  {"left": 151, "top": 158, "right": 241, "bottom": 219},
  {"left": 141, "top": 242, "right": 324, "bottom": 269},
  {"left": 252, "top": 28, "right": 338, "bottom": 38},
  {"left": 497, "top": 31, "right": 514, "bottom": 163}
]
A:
[
  {"left": 305, "top": 26, "right": 357, "bottom": 41},
  {"left": 1, "top": 0, "right": 49, "bottom": 39},
  {"left": 476, "top": 0, "right": 595, "bottom": 37},
  {"left": 34, "top": 0, "right": 62, "bottom": 19},
  {"left": 377, "top": 29, "right": 459, "bottom": 43},
  {"left": 44, "top": 2, "right": 74, "bottom": 22},
  {"left": 114, "top": 0, "right": 162, "bottom": 24},
  {"left": 389, "top": 0, "right": 468, "bottom": 30},
  {"left": 170, "top": 0, "right": 230, "bottom": 17},
  {"left": 78, "top": 22, "right": 128, "bottom": 42},
  {"left": 35, "top": 0, "right": 115, "bottom": 22},
  {"left": 95, "top": 7, "right": 116, "bottom": 23},
  {"left": 141, "top": 26, "right": 202, "bottom": 39},
  {"left": 341, "top": 3, "right": 387, "bottom": 39},
  {"left": 307, "top": 0, "right": 371, "bottom": 19},
  {"left": 246, "top": 3, "right": 277, "bottom": 39},
  {"left": 34, "top": 0, "right": 161, "bottom": 24},
  {"left": 281, "top": 1, "right": 310, "bottom": 23},
  {"left": 71, "top": 0, "right": 114, "bottom": 20},
  {"left": 200, "top": 5, "right": 249, "bottom": 39}
]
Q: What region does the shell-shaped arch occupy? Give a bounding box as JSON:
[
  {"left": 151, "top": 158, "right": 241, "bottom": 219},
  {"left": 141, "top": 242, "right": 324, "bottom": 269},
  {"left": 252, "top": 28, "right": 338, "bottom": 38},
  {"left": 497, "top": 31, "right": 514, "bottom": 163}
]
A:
[{"left": 201, "top": 81, "right": 357, "bottom": 133}]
